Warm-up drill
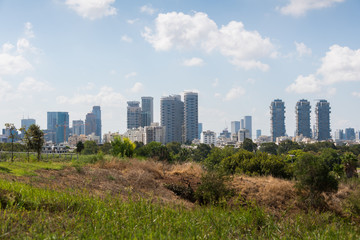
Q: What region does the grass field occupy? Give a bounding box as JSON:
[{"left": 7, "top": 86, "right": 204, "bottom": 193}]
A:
[{"left": 0, "top": 157, "right": 359, "bottom": 239}]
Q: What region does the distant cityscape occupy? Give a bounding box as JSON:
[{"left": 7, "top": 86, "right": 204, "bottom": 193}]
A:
[{"left": 1, "top": 93, "right": 360, "bottom": 147}]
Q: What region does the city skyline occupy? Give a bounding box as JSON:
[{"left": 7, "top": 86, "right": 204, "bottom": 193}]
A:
[{"left": 1, "top": 0, "right": 360, "bottom": 135}]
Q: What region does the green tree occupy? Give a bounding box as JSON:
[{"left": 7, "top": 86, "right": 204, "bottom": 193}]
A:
[
  {"left": 242, "top": 138, "right": 257, "bottom": 152},
  {"left": 99, "top": 142, "right": 112, "bottom": 154},
  {"left": 76, "top": 141, "right": 85, "bottom": 154},
  {"left": 111, "top": 136, "right": 135, "bottom": 158},
  {"left": 83, "top": 141, "right": 99, "bottom": 155},
  {"left": 341, "top": 152, "right": 358, "bottom": 178},
  {"left": 294, "top": 152, "right": 338, "bottom": 207},
  {"left": 4, "top": 123, "right": 18, "bottom": 162},
  {"left": 26, "top": 124, "right": 44, "bottom": 161},
  {"left": 193, "top": 143, "right": 212, "bottom": 162},
  {"left": 278, "top": 140, "right": 301, "bottom": 154},
  {"left": 259, "top": 142, "right": 278, "bottom": 155}
]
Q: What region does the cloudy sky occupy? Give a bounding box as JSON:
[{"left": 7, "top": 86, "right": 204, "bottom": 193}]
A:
[{"left": 1, "top": 0, "right": 360, "bottom": 137}]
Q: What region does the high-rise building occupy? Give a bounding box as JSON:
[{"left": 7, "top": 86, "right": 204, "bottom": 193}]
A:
[
  {"left": 160, "top": 95, "right": 184, "bottom": 143},
  {"left": 244, "top": 116, "right": 252, "bottom": 139},
  {"left": 231, "top": 121, "right": 240, "bottom": 135},
  {"left": 240, "top": 119, "right": 245, "bottom": 129},
  {"left": 184, "top": 92, "right": 198, "bottom": 142},
  {"left": 92, "top": 106, "right": 102, "bottom": 143},
  {"left": 201, "top": 130, "right": 216, "bottom": 145},
  {"left": 270, "top": 99, "right": 286, "bottom": 142},
  {"left": 345, "top": 128, "right": 355, "bottom": 141},
  {"left": 21, "top": 118, "right": 36, "bottom": 137},
  {"left": 295, "top": 99, "right": 311, "bottom": 138},
  {"left": 85, "top": 113, "right": 97, "bottom": 136},
  {"left": 334, "top": 129, "right": 344, "bottom": 141},
  {"left": 72, "top": 120, "right": 84, "bottom": 136},
  {"left": 47, "top": 112, "right": 69, "bottom": 144},
  {"left": 127, "top": 101, "right": 142, "bottom": 129},
  {"left": 238, "top": 128, "right": 250, "bottom": 142},
  {"left": 144, "top": 123, "right": 166, "bottom": 145},
  {"left": 198, "top": 123, "right": 203, "bottom": 139},
  {"left": 141, "top": 97, "right": 153, "bottom": 127},
  {"left": 315, "top": 100, "right": 331, "bottom": 141},
  {"left": 256, "top": 129, "right": 262, "bottom": 139}
]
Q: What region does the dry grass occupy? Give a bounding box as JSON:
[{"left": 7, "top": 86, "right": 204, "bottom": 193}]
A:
[{"left": 1, "top": 158, "right": 358, "bottom": 216}]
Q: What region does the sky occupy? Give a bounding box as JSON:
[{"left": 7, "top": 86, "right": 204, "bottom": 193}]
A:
[{"left": 1, "top": 0, "right": 360, "bottom": 137}]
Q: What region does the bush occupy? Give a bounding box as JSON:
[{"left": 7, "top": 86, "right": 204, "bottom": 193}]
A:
[
  {"left": 195, "top": 171, "right": 234, "bottom": 205},
  {"left": 294, "top": 153, "right": 338, "bottom": 208}
]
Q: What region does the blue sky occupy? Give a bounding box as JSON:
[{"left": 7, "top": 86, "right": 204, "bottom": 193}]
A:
[{"left": 0, "top": 0, "right": 360, "bottom": 137}]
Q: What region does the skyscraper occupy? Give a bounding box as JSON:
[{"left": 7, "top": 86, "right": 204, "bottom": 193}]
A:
[
  {"left": 92, "top": 106, "right": 102, "bottom": 143},
  {"left": 184, "top": 92, "right": 198, "bottom": 142},
  {"left": 127, "top": 101, "right": 142, "bottom": 129},
  {"left": 20, "top": 118, "right": 36, "bottom": 138},
  {"left": 270, "top": 99, "right": 286, "bottom": 142},
  {"left": 198, "top": 123, "right": 203, "bottom": 139},
  {"left": 315, "top": 100, "right": 331, "bottom": 141},
  {"left": 295, "top": 99, "right": 311, "bottom": 138},
  {"left": 256, "top": 129, "right": 262, "bottom": 139},
  {"left": 85, "top": 113, "right": 96, "bottom": 136},
  {"left": 141, "top": 97, "right": 154, "bottom": 127},
  {"left": 231, "top": 121, "right": 240, "bottom": 135},
  {"left": 72, "top": 120, "right": 84, "bottom": 136},
  {"left": 47, "top": 112, "right": 69, "bottom": 144},
  {"left": 345, "top": 128, "right": 355, "bottom": 141},
  {"left": 160, "top": 95, "right": 184, "bottom": 143},
  {"left": 244, "top": 116, "right": 252, "bottom": 139}
]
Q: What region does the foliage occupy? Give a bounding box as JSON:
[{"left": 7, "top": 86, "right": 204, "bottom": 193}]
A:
[
  {"left": 0, "top": 179, "right": 358, "bottom": 239},
  {"left": 195, "top": 171, "right": 234, "bottom": 205},
  {"left": 192, "top": 143, "right": 212, "bottom": 162},
  {"left": 134, "top": 141, "right": 171, "bottom": 161},
  {"left": 166, "top": 142, "right": 182, "bottom": 155},
  {"left": 259, "top": 142, "right": 278, "bottom": 155},
  {"left": 4, "top": 123, "right": 18, "bottom": 162},
  {"left": 99, "top": 142, "right": 112, "bottom": 154},
  {"left": 76, "top": 141, "right": 84, "bottom": 154},
  {"left": 82, "top": 141, "right": 99, "bottom": 155},
  {"left": 320, "top": 148, "right": 340, "bottom": 170},
  {"left": 25, "top": 124, "right": 44, "bottom": 161},
  {"left": 278, "top": 140, "right": 301, "bottom": 154},
  {"left": 204, "top": 146, "right": 237, "bottom": 170},
  {"left": 341, "top": 152, "right": 358, "bottom": 178},
  {"left": 164, "top": 183, "right": 195, "bottom": 202},
  {"left": 294, "top": 153, "right": 338, "bottom": 208},
  {"left": 111, "top": 136, "right": 135, "bottom": 158},
  {"left": 241, "top": 138, "right": 257, "bottom": 152}
]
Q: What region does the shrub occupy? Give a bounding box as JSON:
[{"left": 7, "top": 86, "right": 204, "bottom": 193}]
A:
[
  {"left": 294, "top": 153, "right": 338, "bottom": 208},
  {"left": 195, "top": 171, "right": 234, "bottom": 205}
]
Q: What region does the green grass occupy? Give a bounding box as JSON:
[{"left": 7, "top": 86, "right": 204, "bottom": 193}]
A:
[
  {"left": 0, "top": 179, "right": 359, "bottom": 239},
  {"left": 0, "top": 161, "right": 66, "bottom": 176}
]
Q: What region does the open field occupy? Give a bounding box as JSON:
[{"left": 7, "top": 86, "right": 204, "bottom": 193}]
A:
[{"left": 1, "top": 156, "right": 360, "bottom": 239}]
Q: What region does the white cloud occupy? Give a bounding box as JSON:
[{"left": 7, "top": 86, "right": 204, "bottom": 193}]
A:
[
  {"left": 224, "top": 86, "right": 246, "bottom": 101},
  {"left": 17, "top": 77, "right": 53, "bottom": 93},
  {"left": 129, "top": 82, "right": 144, "bottom": 93},
  {"left": 295, "top": 42, "right": 312, "bottom": 57},
  {"left": 287, "top": 45, "right": 360, "bottom": 94},
  {"left": 57, "top": 86, "right": 126, "bottom": 106},
  {"left": 0, "top": 53, "right": 32, "bottom": 75},
  {"left": 286, "top": 74, "right": 321, "bottom": 93},
  {"left": 183, "top": 57, "right": 204, "bottom": 67},
  {"left": 121, "top": 35, "right": 133, "bottom": 43},
  {"left": 247, "top": 78, "right": 256, "bottom": 84},
  {"left": 125, "top": 72, "right": 137, "bottom": 79},
  {"left": 279, "top": 0, "right": 345, "bottom": 17},
  {"left": 0, "top": 78, "right": 14, "bottom": 101},
  {"left": 2, "top": 43, "right": 14, "bottom": 53},
  {"left": 352, "top": 91, "right": 360, "bottom": 98},
  {"left": 140, "top": 4, "right": 156, "bottom": 15},
  {"left": 65, "top": 0, "right": 117, "bottom": 20},
  {"left": 317, "top": 45, "right": 360, "bottom": 84},
  {"left": 127, "top": 19, "right": 139, "bottom": 24},
  {"left": 24, "top": 22, "right": 35, "bottom": 38},
  {"left": 143, "top": 12, "right": 275, "bottom": 71},
  {"left": 17, "top": 38, "right": 31, "bottom": 53}
]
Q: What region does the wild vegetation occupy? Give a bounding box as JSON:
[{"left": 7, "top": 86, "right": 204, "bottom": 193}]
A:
[{"left": 1, "top": 138, "right": 360, "bottom": 238}]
